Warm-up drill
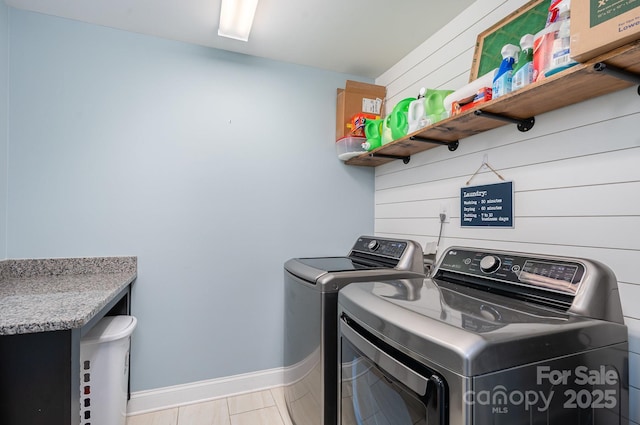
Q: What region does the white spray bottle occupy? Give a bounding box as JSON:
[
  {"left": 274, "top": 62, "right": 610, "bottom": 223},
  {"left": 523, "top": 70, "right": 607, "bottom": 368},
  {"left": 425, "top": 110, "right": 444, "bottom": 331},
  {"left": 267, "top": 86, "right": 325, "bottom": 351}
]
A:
[
  {"left": 545, "top": 0, "right": 577, "bottom": 77},
  {"left": 513, "top": 34, "right": 535, "bottom": 90}
]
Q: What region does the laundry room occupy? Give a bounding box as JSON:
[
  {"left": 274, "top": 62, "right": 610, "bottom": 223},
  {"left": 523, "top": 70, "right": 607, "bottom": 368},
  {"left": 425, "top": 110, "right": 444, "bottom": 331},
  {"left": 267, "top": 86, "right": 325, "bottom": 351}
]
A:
[{"left": 0, "top": 0, "right": 638, "bottom": 424}]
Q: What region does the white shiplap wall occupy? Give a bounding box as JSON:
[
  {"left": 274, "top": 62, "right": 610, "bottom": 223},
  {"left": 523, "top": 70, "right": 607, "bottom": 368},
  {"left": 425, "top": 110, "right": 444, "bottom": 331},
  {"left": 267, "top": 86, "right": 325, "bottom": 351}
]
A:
[{"left": 375, "top": 0, "right": 640, "bottom": 423}]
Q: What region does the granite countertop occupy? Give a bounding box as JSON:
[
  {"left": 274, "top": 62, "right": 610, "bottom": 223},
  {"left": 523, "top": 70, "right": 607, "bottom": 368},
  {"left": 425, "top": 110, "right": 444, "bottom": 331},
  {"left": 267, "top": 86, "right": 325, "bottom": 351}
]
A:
[{"left": 0, "top": 256, "right": 137, "bottom": 335}]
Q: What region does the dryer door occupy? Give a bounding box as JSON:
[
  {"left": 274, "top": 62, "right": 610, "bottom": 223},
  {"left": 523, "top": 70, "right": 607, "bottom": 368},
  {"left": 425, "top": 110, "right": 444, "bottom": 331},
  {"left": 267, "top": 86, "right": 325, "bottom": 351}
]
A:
[{"left": 339, "top": 313, "right": 447, "bottom": 425}]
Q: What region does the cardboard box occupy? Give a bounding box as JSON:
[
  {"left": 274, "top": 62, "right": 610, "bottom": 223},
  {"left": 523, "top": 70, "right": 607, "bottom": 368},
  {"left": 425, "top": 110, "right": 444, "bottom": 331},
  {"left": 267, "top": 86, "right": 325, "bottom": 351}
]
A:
[
  {"left": 570, "top": 0, "right": 640, "bottom": 62},
  {"left": 336, "top": 80, "right": 386, "bottom": 141}
]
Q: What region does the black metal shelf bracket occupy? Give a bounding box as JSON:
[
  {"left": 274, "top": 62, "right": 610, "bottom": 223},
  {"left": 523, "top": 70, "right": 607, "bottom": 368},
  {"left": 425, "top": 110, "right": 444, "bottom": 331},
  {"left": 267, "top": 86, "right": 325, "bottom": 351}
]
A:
[
  {"left": 593, "top": 62, "right": 640, "bottom": 96},
  {"left": 474, "top": 110, "right": 535, "bottom": 132},
  {"left": 369, "top": 152, "right": 410, "bottom": 164},
  {"left": 409, "top": 136, "right": 460, "bottom": 152}
]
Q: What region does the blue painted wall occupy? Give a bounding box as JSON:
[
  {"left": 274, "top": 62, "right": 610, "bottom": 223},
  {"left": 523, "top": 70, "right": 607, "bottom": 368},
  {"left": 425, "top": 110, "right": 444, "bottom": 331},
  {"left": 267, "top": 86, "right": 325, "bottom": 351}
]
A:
[
  {"left": 0, "top": 2, "right": 7, "bottom": 259},
  {"left": 6, "top": 9, "right": 374, "bottom": 391}
]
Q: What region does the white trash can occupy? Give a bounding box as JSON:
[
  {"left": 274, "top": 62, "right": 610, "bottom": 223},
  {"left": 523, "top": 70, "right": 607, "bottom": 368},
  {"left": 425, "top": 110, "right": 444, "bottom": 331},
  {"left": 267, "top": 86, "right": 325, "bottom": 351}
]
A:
[{"left": 80, "top": 315, "right": 137, "bottom": 425}]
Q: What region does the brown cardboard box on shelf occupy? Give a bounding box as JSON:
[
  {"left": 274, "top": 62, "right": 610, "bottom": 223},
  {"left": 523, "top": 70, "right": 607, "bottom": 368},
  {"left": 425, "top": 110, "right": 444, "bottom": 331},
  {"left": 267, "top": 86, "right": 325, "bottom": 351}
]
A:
[
  {"left": 336, "top": 80, "right": 386, "bottom": 141},
  {"left": 570, "top": 0, "right": 640, "bottom": 62}
]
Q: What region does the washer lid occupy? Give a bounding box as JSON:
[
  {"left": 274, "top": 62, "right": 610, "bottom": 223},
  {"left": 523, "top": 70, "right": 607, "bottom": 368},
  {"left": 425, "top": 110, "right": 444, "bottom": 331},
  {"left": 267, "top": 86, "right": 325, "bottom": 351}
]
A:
[
  {"left": 285, "top": 256, "right": 376, "bottom": 284},
  {"left": 339, "top": 278, "right": 628, "bottom": 376},
  {"left": 285, "top": 257, "right": 424, "bottom": 292}
]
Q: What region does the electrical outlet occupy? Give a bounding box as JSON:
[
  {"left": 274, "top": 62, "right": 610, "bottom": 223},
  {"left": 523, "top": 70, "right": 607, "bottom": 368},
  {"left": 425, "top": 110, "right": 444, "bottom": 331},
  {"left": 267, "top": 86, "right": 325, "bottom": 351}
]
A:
[
  {"left": 425, "top": 241, "right": 438, "bottom": 254},
  {"left": 439, "top": 204, "right": 450, "bottom": 223}
]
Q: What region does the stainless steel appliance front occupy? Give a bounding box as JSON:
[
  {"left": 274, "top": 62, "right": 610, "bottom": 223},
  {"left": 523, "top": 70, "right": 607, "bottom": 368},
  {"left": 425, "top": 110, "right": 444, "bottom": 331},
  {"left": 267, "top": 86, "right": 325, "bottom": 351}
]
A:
[
  {"left": 340, "top": 311, "right": 449, "bottom": 425},
  {"left": 338, "top": 247, "right": 629, "bottom": 425},
  {"left": 283, "top": 236, "right": 425, "bottom": 425}
]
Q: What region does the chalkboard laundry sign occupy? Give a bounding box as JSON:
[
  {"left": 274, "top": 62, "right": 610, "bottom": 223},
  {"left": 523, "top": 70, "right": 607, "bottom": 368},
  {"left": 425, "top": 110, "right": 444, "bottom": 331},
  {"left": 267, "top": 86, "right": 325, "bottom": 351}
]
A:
[{"left": 461, "top": 181, "right": 514, "bottom": 227}]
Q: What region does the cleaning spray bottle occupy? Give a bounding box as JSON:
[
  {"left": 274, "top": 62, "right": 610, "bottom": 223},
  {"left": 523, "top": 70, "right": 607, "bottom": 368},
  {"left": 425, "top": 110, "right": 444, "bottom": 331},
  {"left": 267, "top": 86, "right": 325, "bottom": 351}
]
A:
[
  {"left": 492, "top": 44, "right": 520, "bottom": 99},
  {"left": 513, "top": 34, "right": 535, "bottom": 91},
  {"left": 545, "top": 0, "right": 577, "bottom": 77}
]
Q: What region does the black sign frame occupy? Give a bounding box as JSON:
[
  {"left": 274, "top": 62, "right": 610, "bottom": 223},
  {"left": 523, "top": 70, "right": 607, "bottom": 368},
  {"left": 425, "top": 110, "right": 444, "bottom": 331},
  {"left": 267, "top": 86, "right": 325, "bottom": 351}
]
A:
[{"left": 460, "top": 181, "right": 514, "bottom": 227}]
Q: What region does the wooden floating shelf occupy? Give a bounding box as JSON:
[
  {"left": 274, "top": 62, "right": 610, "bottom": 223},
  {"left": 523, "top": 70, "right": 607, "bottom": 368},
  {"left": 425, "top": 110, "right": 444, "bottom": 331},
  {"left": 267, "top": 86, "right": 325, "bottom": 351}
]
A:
[{"left": 345, "top": 40, "right": 640, "bottom": 167}]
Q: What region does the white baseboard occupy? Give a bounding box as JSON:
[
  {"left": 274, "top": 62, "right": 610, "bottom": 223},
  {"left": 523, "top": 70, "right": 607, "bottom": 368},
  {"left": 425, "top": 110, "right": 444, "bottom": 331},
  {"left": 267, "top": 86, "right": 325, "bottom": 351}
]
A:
[{"left": 127, "top": 367, "right": 285, "bottom": 416}]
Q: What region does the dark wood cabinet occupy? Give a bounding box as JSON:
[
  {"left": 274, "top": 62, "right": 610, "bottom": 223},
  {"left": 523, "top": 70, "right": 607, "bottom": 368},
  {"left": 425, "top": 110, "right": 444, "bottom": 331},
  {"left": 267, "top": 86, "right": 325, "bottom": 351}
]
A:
[{"left": 0, "top": 284, "right": 131, "bottom": 425}]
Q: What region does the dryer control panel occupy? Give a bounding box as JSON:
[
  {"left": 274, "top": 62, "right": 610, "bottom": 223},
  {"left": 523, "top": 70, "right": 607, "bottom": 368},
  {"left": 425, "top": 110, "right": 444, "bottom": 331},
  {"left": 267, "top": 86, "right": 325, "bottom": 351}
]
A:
[
  {"left": 350, "top": 237, "right": 408, "bottom": 259},
  {"left": 438, "top": 248, "right": 586, "bottom": 296},
  {"left": 345, "top": 236, "right": 424, "bottom": 274}
]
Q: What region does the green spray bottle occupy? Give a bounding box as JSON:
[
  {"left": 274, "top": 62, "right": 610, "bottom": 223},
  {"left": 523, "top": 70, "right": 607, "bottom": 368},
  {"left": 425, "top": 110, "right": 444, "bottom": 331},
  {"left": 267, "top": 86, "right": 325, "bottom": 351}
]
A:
[{"left": 513, "top": 34, "right": 534, "bottom": 91}]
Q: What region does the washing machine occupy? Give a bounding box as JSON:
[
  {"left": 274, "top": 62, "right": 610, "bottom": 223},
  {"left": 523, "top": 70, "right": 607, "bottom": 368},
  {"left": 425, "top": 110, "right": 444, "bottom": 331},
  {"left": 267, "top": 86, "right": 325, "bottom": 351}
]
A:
[
  {"left": 338, "top": 246, "right": 629, "bottom": 425},
  {"left": 284, "top": 236, "right": 426, "bottom": 425}
]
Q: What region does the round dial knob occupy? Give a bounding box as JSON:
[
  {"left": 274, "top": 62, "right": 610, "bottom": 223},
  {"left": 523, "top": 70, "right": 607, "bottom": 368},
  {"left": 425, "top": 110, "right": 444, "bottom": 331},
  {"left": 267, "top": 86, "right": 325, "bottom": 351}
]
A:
[
  {"left": 480, "top": 255, "right": 501, "bottom": 273},
  {"left": 480, "top": 304, "right": 502, "bottom": 321},
  {"left": 367, "top": 240, "right": 380, "bottom": 251}
]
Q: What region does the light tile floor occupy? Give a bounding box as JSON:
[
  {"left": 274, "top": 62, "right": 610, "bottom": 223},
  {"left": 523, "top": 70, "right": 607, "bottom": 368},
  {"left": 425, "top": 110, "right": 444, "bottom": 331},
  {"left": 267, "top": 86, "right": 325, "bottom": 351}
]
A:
[{"left": 126, "top": 387, "right": 294, "bottom": 425}]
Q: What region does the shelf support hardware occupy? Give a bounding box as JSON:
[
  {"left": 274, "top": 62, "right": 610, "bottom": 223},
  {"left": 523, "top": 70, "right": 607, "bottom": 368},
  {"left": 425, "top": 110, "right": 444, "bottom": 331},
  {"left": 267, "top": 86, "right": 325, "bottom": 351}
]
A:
[
  {"left": 474, "top": 110, "right": 535, "bottom": 132},
  {"left": 369, "top": 152, "right": 410, "bottom": 164},
  {"left": 593, "top": 62, "right": 640, "bottom": 96},
  {"left": 409, "top": 136, "right": 459, "bottom": 152}
]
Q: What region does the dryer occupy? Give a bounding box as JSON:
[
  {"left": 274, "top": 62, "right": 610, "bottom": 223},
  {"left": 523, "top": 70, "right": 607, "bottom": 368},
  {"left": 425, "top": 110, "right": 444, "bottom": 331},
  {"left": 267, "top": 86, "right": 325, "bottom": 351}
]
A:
[{"left": 284, "top": 236, "right": 425, "bottom": 425}]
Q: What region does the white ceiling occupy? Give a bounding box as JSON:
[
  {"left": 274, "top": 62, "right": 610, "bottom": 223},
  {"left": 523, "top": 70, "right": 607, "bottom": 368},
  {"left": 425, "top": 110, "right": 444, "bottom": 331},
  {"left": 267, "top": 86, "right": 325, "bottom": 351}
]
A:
[{"left": 4, "top": 0, "right": 477, "bottom": 79}]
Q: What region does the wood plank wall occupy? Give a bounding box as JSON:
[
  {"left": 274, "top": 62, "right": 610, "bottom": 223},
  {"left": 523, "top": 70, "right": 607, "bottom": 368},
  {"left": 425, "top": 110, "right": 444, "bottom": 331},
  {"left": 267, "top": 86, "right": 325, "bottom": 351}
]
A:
[{"left": 375, "top": 0, "right": 640, "bottom": 423}]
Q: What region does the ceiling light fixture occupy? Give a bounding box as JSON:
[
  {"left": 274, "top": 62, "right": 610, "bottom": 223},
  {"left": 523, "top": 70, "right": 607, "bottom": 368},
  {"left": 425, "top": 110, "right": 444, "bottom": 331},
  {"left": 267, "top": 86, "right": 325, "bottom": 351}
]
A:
[{"left": 218, "top": 0, "right": 259, "bottom": 42}]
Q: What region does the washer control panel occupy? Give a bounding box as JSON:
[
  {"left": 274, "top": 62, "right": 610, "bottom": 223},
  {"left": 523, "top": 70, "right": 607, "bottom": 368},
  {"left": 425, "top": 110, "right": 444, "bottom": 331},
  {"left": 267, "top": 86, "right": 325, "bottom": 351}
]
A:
[
  {"left": 351, "top": 237, "right": 407, "bottom": 259},
  {"left": 438, "top": 248, "right": 586, "bottom": 295}
]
